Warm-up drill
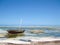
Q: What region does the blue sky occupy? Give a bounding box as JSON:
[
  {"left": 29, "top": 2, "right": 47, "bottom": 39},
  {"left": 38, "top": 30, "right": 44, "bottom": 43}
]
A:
[{"left": 0, "top": 0, "right": 60, "bottom": 26}]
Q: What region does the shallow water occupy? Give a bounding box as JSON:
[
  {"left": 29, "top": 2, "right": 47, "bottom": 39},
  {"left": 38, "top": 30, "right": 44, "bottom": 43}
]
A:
[{"left": 0, "top": 27, "right": 60, "bottom": 38}]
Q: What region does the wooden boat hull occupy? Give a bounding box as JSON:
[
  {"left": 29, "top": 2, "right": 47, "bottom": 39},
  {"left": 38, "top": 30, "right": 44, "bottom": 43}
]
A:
[{"left": 7, "top": 30, "right": 25, "bottom": 34}]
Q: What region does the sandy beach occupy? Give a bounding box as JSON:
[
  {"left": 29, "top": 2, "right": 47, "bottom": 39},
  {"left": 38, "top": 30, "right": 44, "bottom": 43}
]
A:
[{"left": 0, "top": 37, "right": 60, "bottom": 45}]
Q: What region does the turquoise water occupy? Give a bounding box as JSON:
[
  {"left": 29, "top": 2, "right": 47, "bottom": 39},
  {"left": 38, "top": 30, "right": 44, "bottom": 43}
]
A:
[{"left": 0, "top": 27, "right": 60, "bottom": 37}]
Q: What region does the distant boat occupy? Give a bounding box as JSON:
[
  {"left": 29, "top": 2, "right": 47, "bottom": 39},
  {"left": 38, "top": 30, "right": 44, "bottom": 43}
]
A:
[
  {"left": 7, "top": 19, "right": 25, "bottom": 34},
  {"left": 7, "top": 30, "right": 25, "bottom": 34}
]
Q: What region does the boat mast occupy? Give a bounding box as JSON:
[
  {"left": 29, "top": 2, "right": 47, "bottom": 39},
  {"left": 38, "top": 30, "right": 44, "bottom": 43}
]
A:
[{"left": 19, "top": 18, "right": 22, "bottom": 30}]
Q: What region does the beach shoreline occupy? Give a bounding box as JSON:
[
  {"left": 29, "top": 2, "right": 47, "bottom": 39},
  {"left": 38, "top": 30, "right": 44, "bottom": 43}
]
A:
[{"left": 0, "top": 37, "right": 60, "bottom": 45}]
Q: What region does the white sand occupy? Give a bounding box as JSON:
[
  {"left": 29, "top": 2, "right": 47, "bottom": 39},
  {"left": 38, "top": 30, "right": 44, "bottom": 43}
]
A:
[
  {"left": 30, "top": 37, "right": 60, "bottom": 42},
  {"left": 0, "top": 37, "right": 60, "bottom": 44},
  {"left": 16, "top": 36, "right": 60, "bottom": 42},
  {"left": 0, "top": 39, "right": 31, "bottom": 44}
]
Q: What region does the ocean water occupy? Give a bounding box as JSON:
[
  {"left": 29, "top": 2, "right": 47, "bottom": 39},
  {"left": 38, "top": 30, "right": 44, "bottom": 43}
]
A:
[{"left": 0, "top": 26, "right": 60, "bottom": 38}]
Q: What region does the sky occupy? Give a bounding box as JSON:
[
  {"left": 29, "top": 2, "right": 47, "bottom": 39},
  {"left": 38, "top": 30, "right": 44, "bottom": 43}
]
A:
[{"left": 0, "top": 0, "right": 60, "bottom": 26}]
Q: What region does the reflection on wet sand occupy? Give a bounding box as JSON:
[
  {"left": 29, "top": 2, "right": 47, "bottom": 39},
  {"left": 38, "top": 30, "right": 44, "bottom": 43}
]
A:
[{"left": 7, "top": 33, "right": 25, "bottom": 38}]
